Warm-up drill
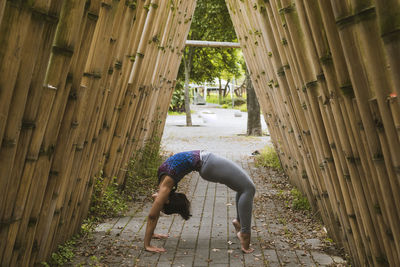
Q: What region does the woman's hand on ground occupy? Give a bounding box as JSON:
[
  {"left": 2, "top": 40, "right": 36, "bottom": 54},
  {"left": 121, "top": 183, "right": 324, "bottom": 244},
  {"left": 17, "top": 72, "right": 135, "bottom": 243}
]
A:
[
  {"left": 145, "top": 245, "right": 166, "bottom": 253},
  {"left": 152, "top": 233, "right": 169, "bottom": 239}
]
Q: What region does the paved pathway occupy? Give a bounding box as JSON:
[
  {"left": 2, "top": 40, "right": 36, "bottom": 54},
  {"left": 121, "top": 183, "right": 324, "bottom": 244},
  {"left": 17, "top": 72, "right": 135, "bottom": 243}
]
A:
[{"left": 70, "top": 105, "right": 347, "bottom": 266}]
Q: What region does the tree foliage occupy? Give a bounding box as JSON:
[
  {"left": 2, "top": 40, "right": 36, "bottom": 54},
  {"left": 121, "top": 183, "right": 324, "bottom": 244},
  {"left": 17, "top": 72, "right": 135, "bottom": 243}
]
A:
[{"left": 177, "top": 0, "right": 244, "bottom": 85}]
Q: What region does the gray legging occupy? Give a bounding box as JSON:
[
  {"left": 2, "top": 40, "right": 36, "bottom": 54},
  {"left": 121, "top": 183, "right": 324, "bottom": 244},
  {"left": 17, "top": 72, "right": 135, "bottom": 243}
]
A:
[{"left": 199, "top": 152, "right": 256, "bottom": 233}]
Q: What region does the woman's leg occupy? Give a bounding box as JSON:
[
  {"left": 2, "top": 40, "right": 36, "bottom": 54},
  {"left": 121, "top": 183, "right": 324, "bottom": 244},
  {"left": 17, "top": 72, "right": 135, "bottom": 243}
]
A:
[
  {"left": 237, "top": 183, "right": 255, "bottom": 233},
  {"left": 236, "top": 183, "right": 255, "bottom": 253},
  {"left": 199, "top": 153, "right": 256, "bottom": 252},
  {"left": 232, "top": 192, "right": 241, "bottom": 233},
  {"left": 235, "top": 192, "right": 240, "bottom": 221}
]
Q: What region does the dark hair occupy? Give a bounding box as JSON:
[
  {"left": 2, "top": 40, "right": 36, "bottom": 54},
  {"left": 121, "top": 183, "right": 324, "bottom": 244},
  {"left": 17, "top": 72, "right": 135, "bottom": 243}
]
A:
[{"left": 162, "top": 191, "right": 191, "bottom": 220}]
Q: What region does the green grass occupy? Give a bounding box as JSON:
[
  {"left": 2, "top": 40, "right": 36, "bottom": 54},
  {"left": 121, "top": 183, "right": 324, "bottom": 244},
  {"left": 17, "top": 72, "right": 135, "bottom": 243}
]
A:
[
  {"left": 205, "top": 94, "right": 224, "bottom": 104},
  {"left": 291, "top": 188, "right": 311, "bottom": 211},
  {"left": 205, "top": 93, "right": 246, "bottom": 105},
  {"left": 254, "top": 145, "right": 283, "bottom": 171},
  {"left": 168, "top": 110, "right": 195, "bottom": 115},
  {"left": 238, "top": 103, "right": 247, "bottom": 112},
  {"left": 168, "top": 110, "right": 184, "bottom": 115}
]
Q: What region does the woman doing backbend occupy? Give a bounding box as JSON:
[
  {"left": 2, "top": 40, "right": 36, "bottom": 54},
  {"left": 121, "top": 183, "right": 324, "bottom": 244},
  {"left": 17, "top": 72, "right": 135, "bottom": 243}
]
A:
[{"left": 144, "top": 150, "right": 256, "bottom": 253}]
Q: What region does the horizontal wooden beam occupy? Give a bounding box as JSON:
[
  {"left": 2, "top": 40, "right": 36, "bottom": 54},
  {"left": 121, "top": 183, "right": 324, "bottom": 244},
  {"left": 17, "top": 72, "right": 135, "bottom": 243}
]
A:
[{"left": 185, "top": 40, "right": 241, "bottom": 48}]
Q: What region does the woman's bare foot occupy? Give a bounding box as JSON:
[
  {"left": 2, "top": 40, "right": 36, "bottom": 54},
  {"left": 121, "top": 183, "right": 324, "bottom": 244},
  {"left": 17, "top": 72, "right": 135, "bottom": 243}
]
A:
[
  {"left": 237, "top": 232, "right": 254, "bottom": 253},
  {"left": 232, "top": 219, "right": 241, "bottom": 233},
  {"left": 152, "top": 233, "right": 169, "bottom": 239}
]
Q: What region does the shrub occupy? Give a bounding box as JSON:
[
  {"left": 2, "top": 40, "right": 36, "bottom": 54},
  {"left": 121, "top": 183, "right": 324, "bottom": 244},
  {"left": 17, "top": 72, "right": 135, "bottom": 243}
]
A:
[
  {"left": 233, "top": 97, "right": 246, "bottom": 106},
  {"left": 254, "top": 145, "right": 282, "bottom": 171},
  {"left": 46, "top": 240, "right": 76, "bottom": 266},
  {"left": 291, "top": 188, "right": 311, "bottom": 211},
  {"left": 168, "top": 110, "right": 184, "bottom": 115},
  {"left": 89, "top": 175, "right": 128, "bottom": 219},
  {"left": 169, "top": 82, "right": 185, "bottom": 112},
  {"left": 124, "top": 137, "right": 163, "bottom": 200}
]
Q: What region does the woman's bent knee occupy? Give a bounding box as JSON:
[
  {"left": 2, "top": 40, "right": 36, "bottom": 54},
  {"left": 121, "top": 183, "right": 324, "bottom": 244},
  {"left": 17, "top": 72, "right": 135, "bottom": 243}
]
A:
[{"left": 247, "top": 182, "right": 256, "bottom": 197}]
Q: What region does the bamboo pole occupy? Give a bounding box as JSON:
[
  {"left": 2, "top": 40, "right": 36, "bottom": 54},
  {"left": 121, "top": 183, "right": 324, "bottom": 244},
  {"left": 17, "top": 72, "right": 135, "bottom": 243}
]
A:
[
  {"left": 256, "top": 1, "right": 350, "bottom": 248},
  {"left": 103, "top": 0, "right": 159, "bottom": 178},
  {"left": 274, "top": 0, "right": 364, "bottom": 260},
  {"left": 0, "top": 1, "right": 63, "bottom": 265},
  {"left": 141, "top": 5, "right": 179, "bottom": 145},
  {"left": 374, "top": 0, "right": 400, "bottom": 97},
  {"left": 153, "top": 0, "right": 194, "bottom": 142},
  {"left": 5, "top": 2, "right": 87, "bottom": 266},
  {"left": 118, "top": 4, "right": 176, "bottom": 180},
  {"left": 116, "top": 4, "right": 170, "bottom": 174},
  {"left": 238, "top": 0, "right": 316, "bottom": 213},
  {"left": 50, "top": 1, "right": 102, "bottom": 246},
  {"left": 348, "top": 0, "right": 400, "bottom": 204},
  {"left": 330, "top": 1, "right": 400, "bottom": 260},
  {"left": 0, "top": 2, "right": 31, "bottom": 145},
  {"left": 102, "top": 0, "right": 149, "bottom": 165},
  {"left": 119, "top": 0, "right": 181, "bottom": 174},
  {"left": 94, "top": 3, "right": 137, "bottom": 174},
  {"left": 57, "top": 0, "right": 115, "bottom": 239},
  {"left": 77, "top": 2, "right": 136, "bottom": 227},
  {"left": 316, "top": 1, "right": 395, "bottom": 264},
  {"left": 0, "top": 3, "right": 32, "bottom": 229},
  {"left": 298, "top": 0, "right": 388, "bottom": 264},
  {"left": 267, "top": 0, "right": 323, "bottom": 199},
  {"left": 274, "top": 0, "right": 344, "bottom": 244},
  {"left": 66, "top": 0, "right": 124, "bottom": 235},
  {"left": 230, "top": 0, "right": 318, "bottom": 219},
  {"left": 388, "top": 95, "right": 400, "bottom": 140},
  {"left": 0, "top": 0, "right": 6, "bottom": 25},
  {"left": 247, "top": 2, "right": 304, "bottom": 190},
  {"left": 32, "top": 3, "right": 105, "bottom": 262},
  {"left": 256, "top": 0, "right": 318, "bottom": 209}
]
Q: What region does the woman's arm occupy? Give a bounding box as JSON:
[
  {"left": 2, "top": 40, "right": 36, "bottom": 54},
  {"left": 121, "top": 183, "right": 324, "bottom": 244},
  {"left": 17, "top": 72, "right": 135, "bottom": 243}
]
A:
[{"left": 144, "top": 176, "right": 174, "bottom": 252}]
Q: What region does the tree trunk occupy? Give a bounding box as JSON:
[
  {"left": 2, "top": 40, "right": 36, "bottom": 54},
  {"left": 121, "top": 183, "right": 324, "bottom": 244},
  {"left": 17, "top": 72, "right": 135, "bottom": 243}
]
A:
[
  {"left": 223, "top": 78, "right": 230, "bottom": 97},
  {"left": 183, "top": 47, "right": 193, "bottom": 126},
  {"left": 218, "top": 77, "right": 222, "bottom": 104},
  {"left": 246, "top": 71, "right": 261, "bottom": 136}
]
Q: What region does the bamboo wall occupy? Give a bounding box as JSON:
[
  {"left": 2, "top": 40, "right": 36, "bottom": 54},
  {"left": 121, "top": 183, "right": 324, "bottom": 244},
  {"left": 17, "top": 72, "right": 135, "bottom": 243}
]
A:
[
  {"left": 225, "top": 0, "right": 400, "bottom": 265},
  {"left": 1, "top": 0, "right": 399, "bottom": 266},
  {"left": 0, "top": 0, "right": 197, "bottom": 266}
]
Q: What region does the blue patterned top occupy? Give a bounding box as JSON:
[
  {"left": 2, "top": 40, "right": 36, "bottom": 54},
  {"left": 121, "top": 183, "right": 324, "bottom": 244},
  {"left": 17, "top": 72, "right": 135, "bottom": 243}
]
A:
[{"left": 158, "top": 150, "right": 201, "bottom": 185}]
